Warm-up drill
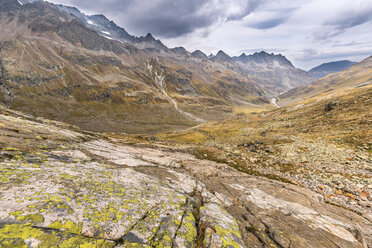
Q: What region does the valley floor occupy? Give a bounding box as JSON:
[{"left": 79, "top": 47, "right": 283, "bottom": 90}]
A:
[{"left": 0, "top": 106, "right": 371, "bottom": 247}]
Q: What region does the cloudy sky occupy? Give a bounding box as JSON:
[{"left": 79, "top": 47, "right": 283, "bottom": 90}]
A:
[{"left": 48, "top": 0, "right": 372, "bottom": 70}]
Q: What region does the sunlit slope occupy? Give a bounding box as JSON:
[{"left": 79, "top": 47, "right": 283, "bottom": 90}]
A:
[{"left": 279, "top": 56, "right": 372, "bottom": 106}]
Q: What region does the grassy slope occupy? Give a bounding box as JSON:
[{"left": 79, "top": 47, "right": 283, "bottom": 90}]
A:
[
  {"left": 279, "top": 56, "right": 372, "bottom": 106},
  {"left": 158, "top": 85, "right": 372, "bottom": 148}
]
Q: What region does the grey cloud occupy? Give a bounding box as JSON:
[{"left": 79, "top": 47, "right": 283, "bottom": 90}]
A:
[
  {"left": 313, "top": 30, "right": 342, "bottom": 41},
  {"left": 239, "top": 48, "right": 288, "bottom": 54},
  {"left": 316, "top": 4, "right": 372, "bottom": 40},
  {"left": 296, "top": 50, "right": 372, "bottom": 62},
  {"left": 332, "top": 41, "right": 363, "bottom": 48},
  {"left": 226, "top": 0, "right": 262, "bottom": 21},
  {"left": 66, "top": 0, "right": 264, "bottom": 38},
  {"left": 243, "top": 3, "right": 301, "bottom": 30},
  {"left": 302, "top": 48, "right": 317, "bottom": 56},
  {"left": 246, "top": 16, "right": 288, "bottom": 29},
  {"left": 325, "top": 6, "right": 372, "bottom": 30}
]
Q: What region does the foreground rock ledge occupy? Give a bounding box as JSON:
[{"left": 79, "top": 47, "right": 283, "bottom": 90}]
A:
[{"left": 0, "top": 110, "right": 371, "bottom": 247}]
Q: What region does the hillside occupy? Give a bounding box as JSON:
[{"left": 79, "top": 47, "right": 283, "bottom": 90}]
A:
[
  {"left": 278, "top": 56, "right": 372, "bottom": 106},
  {"left": 309, "top": 60, "right": 356, "bottom": 79}
]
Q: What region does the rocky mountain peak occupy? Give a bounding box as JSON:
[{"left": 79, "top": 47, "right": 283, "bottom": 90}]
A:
[
  {"left": 213, "top": 50, "right": 232, "bottom": 62},
  {"left": 171, "top": 46, "right": 190, "bottom": 56},
  {"left": 216, "top": 50, "right": 229, "bottom": 56},
  {"left": 239, "top": 53, "right": 247, "bottom": 58},
  {"left": 57, "top": 4, "right": 135, "bottom": 42},
  {"left": 145, "top": 33, "right": 154, "bottom": 40},
  {"left": 191, "top": 50, "right": 208, "bottom": 60},
  {"left": 236, "top": 51, "right": 294, "bottom": 67}
]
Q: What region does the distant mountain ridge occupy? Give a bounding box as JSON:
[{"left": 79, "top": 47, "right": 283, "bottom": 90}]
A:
[
  {"left": 234, "top": 51, "right": 294, "bottom": 67},
  {"left": 309, "top": 60, "right": 356, "bottom": 79},
  {"left": 205, "top": 50, "right": 315, "bottom": 94},
  {"left": 55, "top": 2, "right": 317, "bottom": 94}
]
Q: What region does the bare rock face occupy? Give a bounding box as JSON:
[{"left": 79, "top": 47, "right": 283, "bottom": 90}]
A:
[{"left": 0, "top": 106, "right": 371, "bottom": 247}]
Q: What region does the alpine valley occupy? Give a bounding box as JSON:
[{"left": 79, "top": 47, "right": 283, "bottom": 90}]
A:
[
  {"left": 0, "top": 0, "right": 371, "bottom": 248},
  {"left": 0, "top": 0, "right": 318, "bottom": 134}
]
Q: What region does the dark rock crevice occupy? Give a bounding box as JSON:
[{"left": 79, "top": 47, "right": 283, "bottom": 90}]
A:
[
  {"left": 29, "top": 225, "right": 116, "bottom": 245},
  {"left": 117, "top": 206, "right": 155, "bottom": 245},
  {"left": 171, "top": 207, "right": 187, "bottom": 248},
  {"left": 191, "top": 187, "right": 206, "bottom": 247}
]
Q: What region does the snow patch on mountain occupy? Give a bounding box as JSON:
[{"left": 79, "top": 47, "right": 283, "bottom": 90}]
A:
[
  {"left": 18, "top": 0, "right": 41, "bottom": 5},
  {"left": 87, "top": 19, "right": 96, "bottom": 26},
  {"left": 101, "top": 31, "right": 111, "bottom": 36}
]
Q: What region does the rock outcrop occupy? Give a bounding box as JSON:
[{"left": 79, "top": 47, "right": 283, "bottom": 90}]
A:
[{"left": 0, "top": 106, "right": 370, "bottom": 247}]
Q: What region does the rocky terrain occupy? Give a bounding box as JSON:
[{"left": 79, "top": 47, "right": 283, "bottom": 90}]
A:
[
  {"left": 0, "top": 1, "right": 371, "bottom": 247},
  {"left": 1, "top": 105, "right": 371, "bottom": 247}
]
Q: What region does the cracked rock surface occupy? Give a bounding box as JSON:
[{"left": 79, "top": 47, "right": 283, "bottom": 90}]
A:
[{"left": 0, "top": 107, "right": 371, "bottom": 247}]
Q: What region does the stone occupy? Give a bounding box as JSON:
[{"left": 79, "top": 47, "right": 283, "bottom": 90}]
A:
[
  {"left": 358, "top": 201, "right": 372, "bottom": 208},
  {"left": 361, "top": 191, "right": 370, "bottom": 198},
  {"left": 345, "top": 193, "right": 355, "bottom": 200},
  {"left": 361, "top": 196, "right": 368, "bottom": 201}
]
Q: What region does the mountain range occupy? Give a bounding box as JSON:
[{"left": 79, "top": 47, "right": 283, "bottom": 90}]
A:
[
  {"left": 1, "top": 1, "right": 372, "bottom": 247},
  {"left": 57, "top": 2, "right": 316, "bottom": 95},
  {"left": 0, "top": 0, "right": 360, "bottom": 134}
]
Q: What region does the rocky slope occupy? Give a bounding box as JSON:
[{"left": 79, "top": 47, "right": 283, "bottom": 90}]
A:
[
  {"left": 1, "top": 105, "right": 371, "bottom": 247},
  {"left": 309, "top": 60, "right": 356, "bottom": 79}
]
